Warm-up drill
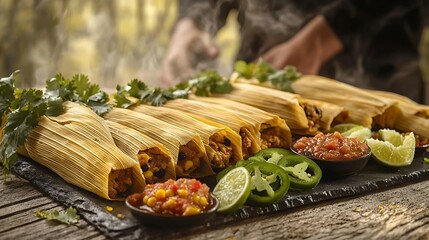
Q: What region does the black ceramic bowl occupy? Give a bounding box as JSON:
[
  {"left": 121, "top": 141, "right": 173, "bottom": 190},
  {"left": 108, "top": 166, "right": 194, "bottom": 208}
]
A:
[
  {"left": 290, "top": 147, "right": 372, "bottom": 178},
  {"left": 125, "top": 193, "right": 219, "bottom": 227}
]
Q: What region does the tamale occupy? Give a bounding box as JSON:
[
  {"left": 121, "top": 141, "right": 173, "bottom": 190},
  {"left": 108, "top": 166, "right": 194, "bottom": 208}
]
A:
[
  {"left": 301, "top": 99, "right": 348, "bottom": 132},
  {"left": 189, "top": 96, "right": 292, "bottom": 149},
  {"left": 291, "top": 75, "right": 399, "bottom": 128},
  {"left": 129, "top": 105, "right": 243, "bottom": 169},
  {"left": 163, "top": 99, "right": 261, "bottom": 159},
  {"left": 103, "top": 108, "right": 214, "bottom": 177},
  {"left": 17, "top": 101, "right": 146, "bottom": 200},
  {"left": 211, "top": 83, "right": 323, "bottom": 135},
  {"left": 106, "top": 120, "right": 176, "bottom": 183},
  {"left": 367, "top": 90, "right": 429, "bottom": 139}
]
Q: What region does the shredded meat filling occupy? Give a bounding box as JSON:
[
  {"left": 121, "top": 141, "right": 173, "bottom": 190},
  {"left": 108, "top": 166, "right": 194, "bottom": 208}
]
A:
[
  {"left": 300, "top": 103, "right": 322, "bottom": 130},
  {"left": 138, "top": 147, "right": 171, "bottom": 184},
  {"left": 240, "top": 128, "right": 254, "bottom": 159},
  {"left": 260, "top": 124, "right": 289, "bottom": 149},
  {"left": 208, "top": 133, "right": 234, "bottom": 168},
  {"left": 108, "top": 168, "right": 133, "bottom": 199},
  {"left": 176, "top": 141, "right": 202, "bottom": 176}
]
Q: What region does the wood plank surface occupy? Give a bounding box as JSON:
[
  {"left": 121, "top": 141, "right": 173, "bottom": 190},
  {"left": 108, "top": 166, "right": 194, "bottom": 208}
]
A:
[{"left": 2, "top": 171, "right": 429, "bottom": 240}]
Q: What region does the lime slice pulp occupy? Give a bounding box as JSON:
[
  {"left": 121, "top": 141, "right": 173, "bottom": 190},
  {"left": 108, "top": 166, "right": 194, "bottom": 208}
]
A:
[
  {"left": 378, "top": 129, "right": 404, "bottom": 147},
  {"left": 330, "top": 123, "right": 360, "bottom": 133},
  {"left": 213, "top": 167, "right": 251, "bottom": 214},
  {"left": 367, "top": 132, "right": 415, "bottom": 167}
]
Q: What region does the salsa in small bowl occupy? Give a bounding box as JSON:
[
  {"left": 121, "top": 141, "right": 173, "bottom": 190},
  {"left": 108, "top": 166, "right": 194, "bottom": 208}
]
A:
[
  {"left": 291, "top": 132, "right": 371, "bottom": 177},
  {"left": 126, "top": 178, "right": 219, "bottom": 227}
]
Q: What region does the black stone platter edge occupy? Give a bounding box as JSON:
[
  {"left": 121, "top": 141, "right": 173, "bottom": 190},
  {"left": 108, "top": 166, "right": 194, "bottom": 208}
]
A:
[{"left": 10, "top": 153, "right": 429, "bottom": 239}]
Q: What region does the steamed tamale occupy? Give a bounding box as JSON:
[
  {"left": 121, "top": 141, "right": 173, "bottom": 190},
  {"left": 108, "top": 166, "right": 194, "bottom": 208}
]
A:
[
  {"left": 103, "top": 108, "right": 214, "bottom": 177},
  {"left": 291, "top": 75, "right": 399, "bottom": 128},
  {"left": 129, "top": 105, "right": 243, "bottom": 169},
  {"left": 367, "top": 90, "right": 429, "bottom": 139},
  {"left": 17, "top": 101, "right": 146, "bottom": 200},
  {"left": 163, "top": 99, "right": 261, "bottom": 159},
  {"left": 106, "top": 120, "right": 176, "bottom": 183},
  {"left": 211, "top": 83, "right": 322, "bottom": 135},
  {"left": 301, "top": 99, "right": 348, "bottom": 132},
  {"left": 190, "top": 96, "right": 292, "bottom": 149}
]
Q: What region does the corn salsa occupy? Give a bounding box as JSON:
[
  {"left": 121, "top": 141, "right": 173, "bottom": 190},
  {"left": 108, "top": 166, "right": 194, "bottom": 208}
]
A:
[
  {"left": 293, "top": 132, "right": 369, "bottom": 160},
  {"left": 127, "top": 178, "right": 210, "bottom": 216}
]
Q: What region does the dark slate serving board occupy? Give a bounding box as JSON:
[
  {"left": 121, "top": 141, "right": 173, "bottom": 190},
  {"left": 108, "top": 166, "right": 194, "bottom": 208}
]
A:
[{"left": 11, "top": 151, "right": 429, "bottom": 239}]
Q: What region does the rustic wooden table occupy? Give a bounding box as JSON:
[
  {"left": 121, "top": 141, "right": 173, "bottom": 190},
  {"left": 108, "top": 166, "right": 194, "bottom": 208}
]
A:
[{"left": 2, "top": 171, "right": 429, "bottom": 240}]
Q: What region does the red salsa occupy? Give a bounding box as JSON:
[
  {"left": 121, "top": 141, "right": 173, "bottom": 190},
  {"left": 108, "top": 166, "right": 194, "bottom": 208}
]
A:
[
  {"left": 127, "top": 178, "right": 210, "bottom": 216},
  {"left": 293, "top": 132, "right": 369, "bottom": 160}
]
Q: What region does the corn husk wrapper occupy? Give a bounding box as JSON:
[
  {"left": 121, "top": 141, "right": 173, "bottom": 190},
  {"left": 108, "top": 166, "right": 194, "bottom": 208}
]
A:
[
  {"left": 17, "top": 101, "right": 146, "bottom": 200},
  {"left": 103, "top": 108, "right": 213, "bottom": 177},
  {"left": 106, "top": 120, "right": 176, "bottom": 182},
  {"left": 367, "top": 90, "right": 429, "bottom": 139},
  {"left": 190, "top": 96, "right": 292, "bottom": 148},
  {"left": 302, "top": 99, "right": 348, "bottom": 132},
  {"left": 211, "top": 83, "right": 321, "bottom": 134},
  {"left": 130, "top": 105, "right": 243, "bottom": 168},
  {"left": 291, "top": 75, "right": 399, "bottom": 128},
  {"left": 164, "top": 99, "right": 261, "bottom": 159}
]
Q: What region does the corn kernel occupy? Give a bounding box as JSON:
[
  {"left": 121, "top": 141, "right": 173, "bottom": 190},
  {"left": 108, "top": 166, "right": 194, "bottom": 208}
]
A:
[
  {"left": 166, "top": 189, "right": 174, "bottom": 197},
  {"left": 155, "top": 189, "right": 166, "bottom": 200},
  {"left": 199, "top": 197, "right": 208, "bottom": 206},
  {"left": 144, "top": 170, "right": 153, "bottom": 179},
  {"left": 143, "top": 195, "right": 149, "bottom": 204},
  {"left": 176, "top": 166, "right": 184, "bottom": 175},
  {"left": 116, "top": 213, "right": 125, "bottom": 219},
  {"left": 184, "top": 160, "right": 194, "bottom": 171},
  {"left": 183, "top": 206, "right": 201, "bottom": 216},
  {"left": 105, "top": 206, "right": 113, "bottom": 212},
  {"left": 147, "top": 197, "right": 157, "bottom": 207},
  {"left": 192, "top": 194, "right": 200, "bottom": 204},
  {"left": 163, "top": 199, "right": 176, "bottom": 209},
  {"left": 161, "top": 162, "right": 167, "bottom": 169},
  {"left": 177, "top": 189, "right": 188, "bottom": 198}
]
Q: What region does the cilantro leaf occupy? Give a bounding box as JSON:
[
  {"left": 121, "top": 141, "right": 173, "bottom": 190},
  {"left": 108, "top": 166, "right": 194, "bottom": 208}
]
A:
[
  {"left": 0, "top": 70, "right": 19, "bottom": 117},
  {"left": 234, "top": 60, "right": 302, "bottom": 93},
  {"left": 36, "top": 207, "right": 80, "bottom": 225},
  {"left": 177, "top": 70, "right": 233, "bottom": 97}
]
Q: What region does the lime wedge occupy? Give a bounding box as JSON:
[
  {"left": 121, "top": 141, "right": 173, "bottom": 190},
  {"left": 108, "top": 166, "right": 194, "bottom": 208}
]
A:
[
  {"left": 213, "top": 167, "right": 251, "bottom": 214},
  {"left": 378, "top": 129, "right": 404, "bottom": 147},
  {"left": 347, "top": 127, "right": 372, "bottom": 142},
  {"left": 366, "top": 132, "right": 415, "bottom": 167},
  {"left": 330, "top": 123, "right": 360, "bottom": 133}
]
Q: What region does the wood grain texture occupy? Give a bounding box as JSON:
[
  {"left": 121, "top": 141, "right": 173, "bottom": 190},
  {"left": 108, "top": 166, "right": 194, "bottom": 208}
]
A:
[{"left": 2, "top": 171, "right": 429, "bottom": 240}]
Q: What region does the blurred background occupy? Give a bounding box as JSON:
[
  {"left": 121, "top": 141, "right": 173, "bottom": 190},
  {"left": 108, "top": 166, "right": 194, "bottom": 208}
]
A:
[
  {"left": 1, "top": 0, "right": 429, "bottom": 102},
  {"left": 0, "top": 0, "right": 240, "bottom": 89}
]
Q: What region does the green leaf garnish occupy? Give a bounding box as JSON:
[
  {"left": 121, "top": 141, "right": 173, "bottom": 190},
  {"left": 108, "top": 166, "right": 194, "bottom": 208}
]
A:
[
  {"left": 36, "top": 207, "right": 80, "bottom": 225},
  {"left": 0, "top": 73, "right": 64, "bottom": 175},
  {"left": 234, "top": 59, "right": 302, "bottom": 92},
  {"left": 178, "top": 70, "right": 233, "bottom": 97}
]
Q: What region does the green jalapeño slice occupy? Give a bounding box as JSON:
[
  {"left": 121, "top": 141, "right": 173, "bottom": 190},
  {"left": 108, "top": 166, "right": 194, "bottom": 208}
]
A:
[
  {"left": 278, "top": 155, "right": 322, "bottom": 190},
  {"left": 244, "top": 161, "right": 290, "bottom": 205}
]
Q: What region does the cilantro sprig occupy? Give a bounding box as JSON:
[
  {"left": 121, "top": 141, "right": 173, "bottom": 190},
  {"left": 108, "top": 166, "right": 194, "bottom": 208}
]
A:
[
  {"left": 115, "top": 70, "right": 232, "bottom": 108},
  {"left": 234, "top": 59, "right": 302, "bottom": 92},
  {"left": 0, "top": 72, "right": 64, "bottom": 175},
  {"left": 36, "top": 207, "right": 80, "bottom": 225}
]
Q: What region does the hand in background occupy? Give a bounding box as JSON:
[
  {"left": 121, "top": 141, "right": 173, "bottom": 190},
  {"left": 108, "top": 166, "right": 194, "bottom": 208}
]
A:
[
  {"left": 260, "top": 15, "right": 343, "bottom": 74},
  {"left": 159, "top": 18, "right": 219, "bottom": 88}
]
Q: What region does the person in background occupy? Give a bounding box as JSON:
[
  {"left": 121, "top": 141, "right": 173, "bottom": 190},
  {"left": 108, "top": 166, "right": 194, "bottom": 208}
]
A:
[{"left": 160, "top": 0, "right": 429, "bottom": 103}]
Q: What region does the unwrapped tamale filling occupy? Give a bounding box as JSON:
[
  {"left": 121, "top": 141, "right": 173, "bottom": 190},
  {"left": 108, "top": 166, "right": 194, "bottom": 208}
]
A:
[
  {"left": 138, "top": 147, "right": 172, "bottom": 183},
  {"left": 260, "top": 124, "right": 289, "bottom": 149},
  {"left": 108, "top": 169, "right": 133, "bottom": 199},
  {"left": 208, "top": 133, "right": 234, "bottom": 168},
  {"left": 177, "top": 141, "right": 203, "bottom": 176}
]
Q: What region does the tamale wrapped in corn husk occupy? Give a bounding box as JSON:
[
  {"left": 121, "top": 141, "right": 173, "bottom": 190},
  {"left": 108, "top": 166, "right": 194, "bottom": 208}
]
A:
[
  {"left": 367, "top": 90, "right": 429, "bottom": 139},
  {"left": 106, "top": 120, "right": 176, "bottom": 183},
  {"left": 301, "top": 99, "right": 348, "bottom": 132},
  {"left": 129, "top": 105, "right": 243, "bottom": 169},
  {"left": 291, "top": 75, "right": 399, "bottom": 128},
  {"left": 164, "top": 99, "right": 261, "bottom": 159},
  {"left": 211, "top": 83, "right": 322, "bottom": 135},
  {"left": 103, "top": 108, "right": 214, "bottom": 177},
  {"left": 189, "top": 96, "right": 292, "bottom": 149},
  {"left": 17, "top": 101, "right": 146, "bottom": 200}
]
